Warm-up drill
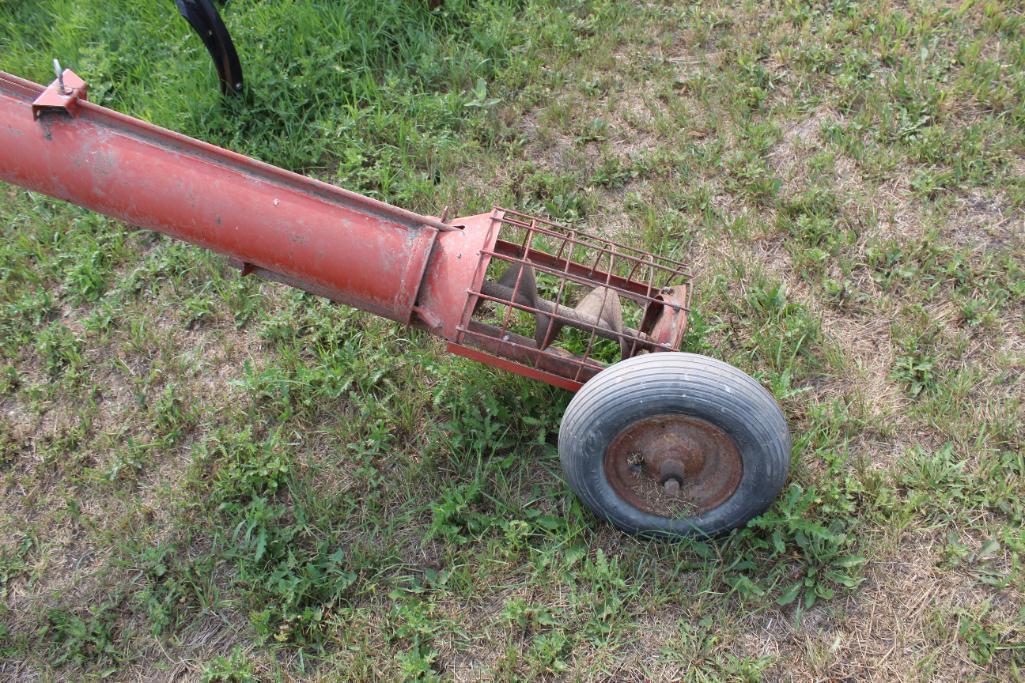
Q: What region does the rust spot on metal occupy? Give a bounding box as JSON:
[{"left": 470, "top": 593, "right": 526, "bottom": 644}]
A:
[{"left": 604, "top": 415, "right": 742, "bottom": 517}]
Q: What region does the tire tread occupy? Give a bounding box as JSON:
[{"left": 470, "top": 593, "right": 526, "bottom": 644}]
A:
[{"left": 558, "top": 353, "right": 791, "bottom": 537}]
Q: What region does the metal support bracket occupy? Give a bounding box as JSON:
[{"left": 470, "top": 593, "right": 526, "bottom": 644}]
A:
[{"left": 32, "top": 64, "right": 88, "bottom": 120}]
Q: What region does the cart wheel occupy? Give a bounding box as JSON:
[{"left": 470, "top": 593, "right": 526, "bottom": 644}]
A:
[{"left": 558, "top": 352, "right": 791, "bottom": 538}]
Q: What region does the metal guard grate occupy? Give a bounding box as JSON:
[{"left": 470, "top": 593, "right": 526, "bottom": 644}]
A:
[{"left": 456, "top": 208, "right": 693, "bottom": 386}]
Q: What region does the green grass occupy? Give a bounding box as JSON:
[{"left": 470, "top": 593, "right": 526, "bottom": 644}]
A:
[{"left": 2, "top": 0, "right": 1024, "bottom": 679}]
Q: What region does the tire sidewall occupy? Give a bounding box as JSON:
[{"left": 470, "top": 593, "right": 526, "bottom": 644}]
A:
[{"left": 560, "top": 353, "right": 790, "bottom": 537}]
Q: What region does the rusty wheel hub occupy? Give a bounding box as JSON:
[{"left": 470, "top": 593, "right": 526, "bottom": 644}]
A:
[{"left": 604, "top": 415, "right": 742, "bottom": 517}]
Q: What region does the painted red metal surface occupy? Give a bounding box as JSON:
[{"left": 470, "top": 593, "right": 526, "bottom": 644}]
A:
[
  {"left": 446, "top": 342, "right": 584, "bottom": 392},
  {"left": 31, "top": 68, "right": 88, "bottom": 119},
  {"left": 1, "top": 70, "right": 445, "bottom": 324},
  {"left": 415, "top": 211, "right": 499, "bottom": 339},
  {"left": 0, "top": 69, "right": 693, "bottom": 393}
]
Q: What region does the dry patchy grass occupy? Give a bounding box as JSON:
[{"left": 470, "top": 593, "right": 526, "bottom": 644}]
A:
[{"left": 1, "top": 0, "right": 1024, "bottom": 680}]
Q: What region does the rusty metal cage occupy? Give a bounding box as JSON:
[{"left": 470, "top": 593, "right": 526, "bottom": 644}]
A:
[{"left": 454, "top": 208, "right": 692, "bottom": 390}]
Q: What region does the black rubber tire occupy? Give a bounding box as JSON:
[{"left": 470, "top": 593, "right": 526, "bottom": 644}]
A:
[{"left": 558, "top": 352, "right": 791, "bottom": 538}]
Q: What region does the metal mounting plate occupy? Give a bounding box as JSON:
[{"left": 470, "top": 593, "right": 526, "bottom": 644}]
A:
[{"left": 32, "top": 69, "right": 87, "bottom": 119}]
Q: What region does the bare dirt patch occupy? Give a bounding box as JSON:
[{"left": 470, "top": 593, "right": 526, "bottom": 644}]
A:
[
  {"left": 779, "top": 531, "right": 1024, "bottom": 681},
  {"left": 769, "top": 108, "right": 844, "bottom": 198},
  {"left": 941, "top": 187, "right": 1024, "bottom": 250}
]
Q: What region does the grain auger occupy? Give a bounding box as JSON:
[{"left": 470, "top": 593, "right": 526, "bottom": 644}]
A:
[{"left": 0, "top": 66, "right": 791, "bottom": 537}]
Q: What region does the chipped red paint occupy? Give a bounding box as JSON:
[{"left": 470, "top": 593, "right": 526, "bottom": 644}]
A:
[
  {"left": 415, "top": 211, "right": 500, "bottom": 339},
  {"left": 31, "top": 69, "right": 88, "bottom": 119},
  {"left": 0, "top": 70, "right": 443, "bottom": 324},
  {"left": 446, "top": 342, "right": 584, "bottom": 392},
  {"left": 0, "top": 70, "right": 692, "bottom": 394},
  {"left": 604, "top": 415, "right": 742, "bottom": 515}
]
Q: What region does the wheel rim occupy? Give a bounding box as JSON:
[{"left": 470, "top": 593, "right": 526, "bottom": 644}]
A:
[{"left": 603, "top": 414, "right": 743, "bottom": 518}]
